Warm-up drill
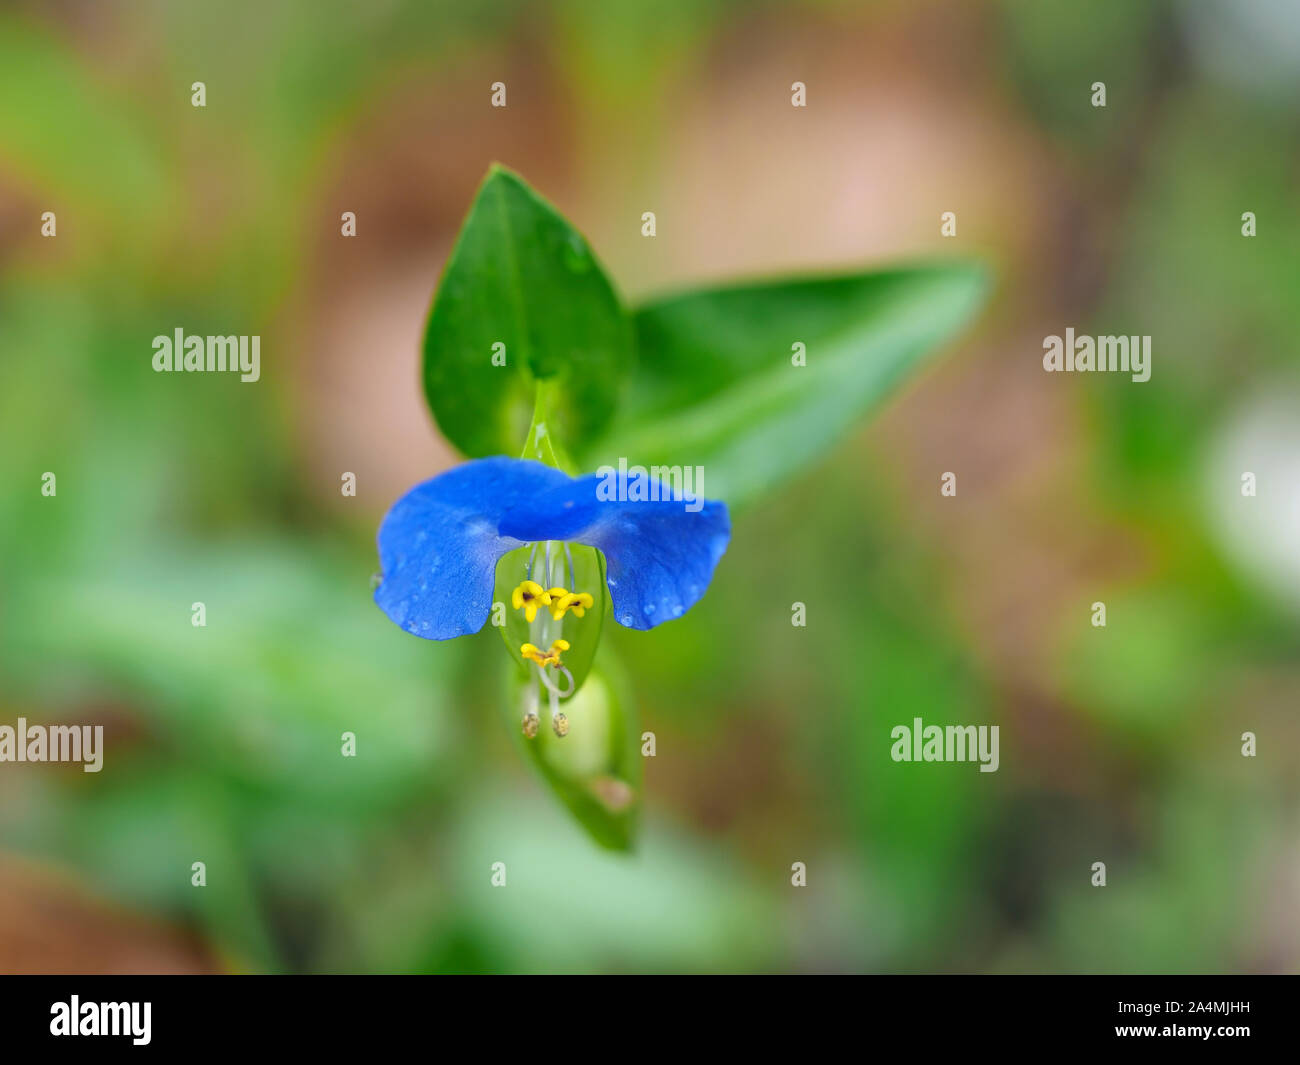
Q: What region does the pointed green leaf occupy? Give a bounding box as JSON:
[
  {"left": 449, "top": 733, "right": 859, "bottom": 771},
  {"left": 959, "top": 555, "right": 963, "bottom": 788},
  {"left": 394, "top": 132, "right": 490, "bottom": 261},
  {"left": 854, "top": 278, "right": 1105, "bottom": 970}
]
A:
[{"left": 423, "top": 164, "right": 632, "bottom": 457}]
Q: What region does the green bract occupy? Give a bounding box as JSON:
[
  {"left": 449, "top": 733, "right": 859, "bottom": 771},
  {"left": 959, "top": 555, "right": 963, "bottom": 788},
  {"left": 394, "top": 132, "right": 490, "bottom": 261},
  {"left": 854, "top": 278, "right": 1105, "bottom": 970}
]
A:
[
  {"left": 493, "top": 541, "right": 607, "bottom": 698},
  {"left": 506, "top": 662, "right": 642, "bottom": 852}
]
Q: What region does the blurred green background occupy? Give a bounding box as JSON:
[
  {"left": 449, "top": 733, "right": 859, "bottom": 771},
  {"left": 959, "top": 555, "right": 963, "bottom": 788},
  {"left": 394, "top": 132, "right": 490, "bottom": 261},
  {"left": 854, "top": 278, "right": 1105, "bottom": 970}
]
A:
[{"left": 2, "top": 0, "right": 1298, "bottom": 973}]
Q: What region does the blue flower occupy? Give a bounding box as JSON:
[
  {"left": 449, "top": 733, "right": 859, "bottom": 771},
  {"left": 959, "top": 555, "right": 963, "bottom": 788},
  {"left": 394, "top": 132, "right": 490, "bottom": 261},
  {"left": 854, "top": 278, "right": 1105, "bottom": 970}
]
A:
[{"left": 374, "top": 456, "right": 730, "bottom": 642}]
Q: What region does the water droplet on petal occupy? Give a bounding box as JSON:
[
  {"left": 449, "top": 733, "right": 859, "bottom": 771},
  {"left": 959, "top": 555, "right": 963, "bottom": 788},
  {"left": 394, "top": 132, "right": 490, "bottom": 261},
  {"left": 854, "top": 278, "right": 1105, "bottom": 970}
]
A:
[
  {"left": 620, "top": 613, "right": 633, "bottom": 626},
  {"left": 644, "top": 603, "right": 655, "bottom": 615},
  {"left": 670, "top": 604, "right": 683, "bottom": 618}
]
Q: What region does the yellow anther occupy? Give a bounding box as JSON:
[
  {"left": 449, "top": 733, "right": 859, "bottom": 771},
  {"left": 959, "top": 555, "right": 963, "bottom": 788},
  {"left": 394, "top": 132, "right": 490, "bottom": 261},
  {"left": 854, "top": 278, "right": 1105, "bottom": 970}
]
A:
[
  {"left": 549, "top": 590, "right": 595, "bottom": 620},
  {"left": 552, "top": 712, "right": 569, "bottom": 738},
  {"left": 521, "top": 712, "right": 540, "bottom": 739},
  {"left": 545, "top": 587, "right": 570, "bottom": 619},
  {"left": 511, "top": 580, "right": 551, "bottom": 623},
  {"left": 520, "top": 640, "right": 569, "bottom": 669}
]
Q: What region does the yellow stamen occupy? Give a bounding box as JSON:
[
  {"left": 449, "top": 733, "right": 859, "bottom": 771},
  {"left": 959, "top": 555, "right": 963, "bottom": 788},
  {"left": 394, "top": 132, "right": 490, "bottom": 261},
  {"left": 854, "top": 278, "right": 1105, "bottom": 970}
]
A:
[
  {"left": 520, "top": 639, "right": 570, "bottom": 669},
  {"left": 549, "top": 590, "right": 595, "bottom": 620},
  {"left": 511, "top": 580, "right": 551, "bottom": 623},
  {"left": 544, "top": 587, "right": 569, "bottom": 619}
]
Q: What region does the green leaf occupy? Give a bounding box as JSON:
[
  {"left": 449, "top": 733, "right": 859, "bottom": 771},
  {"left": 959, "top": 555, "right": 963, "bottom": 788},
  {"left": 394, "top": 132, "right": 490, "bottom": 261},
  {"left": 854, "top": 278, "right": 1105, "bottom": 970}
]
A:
[
  {"left": 581, "top": 263, "right": 990, "bottom": 508},
  {"left": 506, "top": 659, "right": 641, "bottom": 851},
  {"left": 423, "top": 164, "right": 633, "bottom": 457}
]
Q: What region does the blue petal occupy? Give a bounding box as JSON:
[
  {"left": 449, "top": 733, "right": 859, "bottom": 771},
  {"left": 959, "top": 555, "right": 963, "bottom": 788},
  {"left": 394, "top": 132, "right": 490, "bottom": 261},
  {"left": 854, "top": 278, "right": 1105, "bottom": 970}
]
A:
[
  {"left": 375, "top": 457, "right": 570, "bottom": 639},
  {"left": 498, "top": 474, "right": 730, "bottom": 630}
]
